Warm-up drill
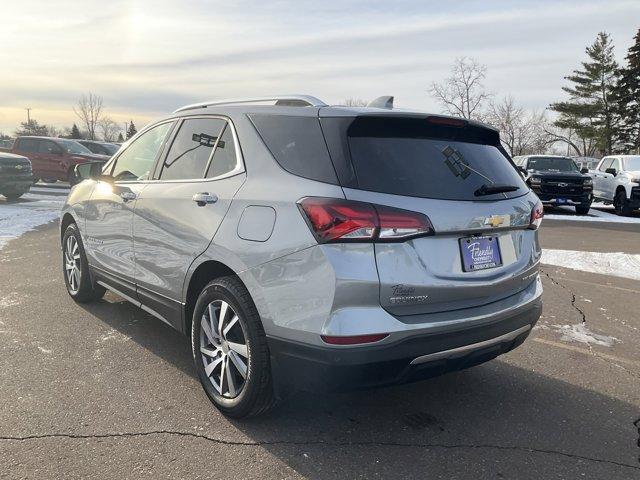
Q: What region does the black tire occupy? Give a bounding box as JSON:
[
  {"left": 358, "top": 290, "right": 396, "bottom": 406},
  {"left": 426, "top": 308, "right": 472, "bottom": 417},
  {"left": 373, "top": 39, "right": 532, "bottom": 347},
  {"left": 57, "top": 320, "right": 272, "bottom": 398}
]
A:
[
  {"left": 191, "top": 276, "right": 275, "bottom": 418},
  {"left": 614, "top": 190, "right": 633, "bottom": 216},
  {"left": 62, "top": 223, "right": 106, "bottom": 303},
  {"left": 3, "top": 193, "right": 23, "bottom": 201},
  {"left": 43, "top": 178, "right": 57, "bottom": 184},
  {"left": 575, "top": 204, "right": 590, "bottom": 215}
]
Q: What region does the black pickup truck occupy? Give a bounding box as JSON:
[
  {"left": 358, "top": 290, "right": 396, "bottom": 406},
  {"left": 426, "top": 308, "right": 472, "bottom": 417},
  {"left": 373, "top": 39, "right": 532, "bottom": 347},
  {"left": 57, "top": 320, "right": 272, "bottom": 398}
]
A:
[
  {"left": 513, "top": 155, "right": 593, "bottom": 214},
  {"left": 0, "top": 152, "right": 33, "bottom": 200}
]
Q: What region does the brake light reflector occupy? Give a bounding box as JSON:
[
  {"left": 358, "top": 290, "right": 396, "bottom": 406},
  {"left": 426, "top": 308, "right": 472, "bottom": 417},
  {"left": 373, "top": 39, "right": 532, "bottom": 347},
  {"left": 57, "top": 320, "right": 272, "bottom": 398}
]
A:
[
  {"left": 298, "top": 197, "right": 434, "bottom": 243},
  {"left": 529, "top": 200, "right": 544, "bottom": 229},
  {"left": 321, "top": 333, "right": 389, "bottom": 345}
]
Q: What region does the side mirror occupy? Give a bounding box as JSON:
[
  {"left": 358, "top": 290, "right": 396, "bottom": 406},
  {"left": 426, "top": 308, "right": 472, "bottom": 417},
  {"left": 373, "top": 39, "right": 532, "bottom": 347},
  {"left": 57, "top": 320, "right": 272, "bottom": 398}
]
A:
[
  {"left": 70, "top": 161, "right": 107, "bottom": 186},
  {"left": 516, "top": 165, "right": 528, "bottom": 178},
  {"left": 581, "top": 167, "right": 589, "bottom": 174},
  {"left": 605, "top": 167, "right": 617, "bottom": 176}
]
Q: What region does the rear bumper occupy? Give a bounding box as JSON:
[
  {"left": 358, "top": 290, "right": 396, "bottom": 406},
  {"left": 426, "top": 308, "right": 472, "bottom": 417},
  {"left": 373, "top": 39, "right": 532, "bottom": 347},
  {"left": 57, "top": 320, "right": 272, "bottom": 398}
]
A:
[{"left": 268, "top": 294, "right": 541, "bottom": 393}]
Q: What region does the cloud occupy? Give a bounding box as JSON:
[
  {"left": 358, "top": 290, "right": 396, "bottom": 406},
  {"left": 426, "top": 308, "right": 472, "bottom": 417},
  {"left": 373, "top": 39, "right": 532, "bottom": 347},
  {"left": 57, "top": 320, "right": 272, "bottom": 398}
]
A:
[{"left": 0, "top": 0, "right": 639, "bottom": 132}]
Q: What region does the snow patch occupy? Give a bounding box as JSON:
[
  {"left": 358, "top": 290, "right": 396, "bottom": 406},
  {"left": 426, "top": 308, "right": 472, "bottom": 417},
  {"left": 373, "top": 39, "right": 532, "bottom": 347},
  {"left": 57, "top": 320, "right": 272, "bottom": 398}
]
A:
[
  {"left": 0, "top": 194, "right": 64, "bottom": 250},
  {"left": 545, "top": 206, "right": 640, "bottom": 224},
  {"left": 37, "top": 346, "right": 52, "bottom": 354},
  {"left": 0, "top": 292, "right": 21, "bottom": 307},
  {"left": 541, "top": 249, "right": 640, "bottom": 281},
  {"left": 552, "top": 323, "right": 620, "bottom": 347}
]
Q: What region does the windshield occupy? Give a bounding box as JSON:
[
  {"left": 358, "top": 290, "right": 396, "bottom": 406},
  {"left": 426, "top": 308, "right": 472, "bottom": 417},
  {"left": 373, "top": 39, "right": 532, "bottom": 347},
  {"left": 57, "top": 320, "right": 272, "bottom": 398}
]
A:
[
  {"left": 527, "top": 157, "right": 578, "bottom": 172},
  {"left": 623, "top": 157, "right": 640, "bottom": 171},
  {"left": 58, "top": 139, "right": 92, "bottom": 155}
]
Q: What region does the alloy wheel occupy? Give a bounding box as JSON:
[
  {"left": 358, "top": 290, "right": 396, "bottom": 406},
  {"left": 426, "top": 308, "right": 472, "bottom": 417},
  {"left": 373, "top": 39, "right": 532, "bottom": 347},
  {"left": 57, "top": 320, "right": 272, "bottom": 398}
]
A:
[
  {"left": 64, "top": 235, "right": 81, "bottom": 293},
  {"left": 200, "top": 300, "right": 249, "bottom": 398}
]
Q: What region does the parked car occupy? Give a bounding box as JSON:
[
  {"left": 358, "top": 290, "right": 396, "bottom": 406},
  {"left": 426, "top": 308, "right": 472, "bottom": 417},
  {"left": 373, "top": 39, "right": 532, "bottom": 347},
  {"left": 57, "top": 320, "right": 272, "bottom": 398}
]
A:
[
  {"left": 0, "top": 136, "right": 109, "bottom": 183},
  {"left": 77, "top": 140, "right": 120, "bottom": 156},
  {"left": 0, "top": 152, "right": 32, "bottom": 200},
  {"left": 513, "top": 155, "right": 593, "bottom": 214},
  {"left": 61, "top": 95, "right": 543, "bottom": 418},
  {"left": 591, "top": 155, "right": 640, "bottom": 215},
  {"left": 0, "top": 139, "right": 14, "bottom": 149}
]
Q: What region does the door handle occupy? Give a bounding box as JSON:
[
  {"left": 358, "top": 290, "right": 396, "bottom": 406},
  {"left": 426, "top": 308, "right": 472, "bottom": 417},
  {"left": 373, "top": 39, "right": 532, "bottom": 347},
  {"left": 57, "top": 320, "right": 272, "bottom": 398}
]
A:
[
  {"left": 193, "top": 192, "right": 218, "bottom": 206},
  {"left": 120, "top": 191, "right": 137, "bottom": 202}
]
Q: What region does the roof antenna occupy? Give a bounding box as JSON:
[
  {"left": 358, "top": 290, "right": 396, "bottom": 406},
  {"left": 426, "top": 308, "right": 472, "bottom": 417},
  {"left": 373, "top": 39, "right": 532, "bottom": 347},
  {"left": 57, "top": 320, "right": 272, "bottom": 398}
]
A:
[{"left": 367, "top": 96, "right": 394, "bottom": 109}]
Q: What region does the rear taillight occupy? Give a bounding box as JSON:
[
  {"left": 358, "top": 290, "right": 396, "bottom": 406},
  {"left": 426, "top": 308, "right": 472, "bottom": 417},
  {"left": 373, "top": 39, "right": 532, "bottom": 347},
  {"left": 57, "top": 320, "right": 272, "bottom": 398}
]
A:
[
  {"left": 298, "top": 197, "right": 434, "bottom": 243},
  {"left": 529, "top": 200, "right": 544, "bottom": 229}
]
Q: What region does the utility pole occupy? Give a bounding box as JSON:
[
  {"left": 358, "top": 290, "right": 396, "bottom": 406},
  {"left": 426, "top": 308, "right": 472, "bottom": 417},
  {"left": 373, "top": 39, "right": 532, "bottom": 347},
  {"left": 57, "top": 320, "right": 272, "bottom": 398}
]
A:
[{"left": 25, "top": 107, "right": 31, "bottom": 123}]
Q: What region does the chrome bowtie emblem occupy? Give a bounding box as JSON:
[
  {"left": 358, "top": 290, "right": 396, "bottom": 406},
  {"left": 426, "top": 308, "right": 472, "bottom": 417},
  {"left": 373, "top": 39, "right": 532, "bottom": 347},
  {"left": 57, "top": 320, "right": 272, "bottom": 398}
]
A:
[
  {"left": 484, "top": 215, "right": 504, "bottom": 228},
  {"left": 15, "top": 165, "right": 23, "bottom": 170},
  {"left": 558, "top": 182, "right": 568, "bottom": 187}
]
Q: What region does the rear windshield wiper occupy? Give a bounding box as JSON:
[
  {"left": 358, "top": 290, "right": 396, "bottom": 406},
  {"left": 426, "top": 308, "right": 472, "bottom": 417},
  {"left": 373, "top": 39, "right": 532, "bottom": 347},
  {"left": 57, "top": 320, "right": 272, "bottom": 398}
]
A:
[{"left": 474, "top": 184, "right": 520, "bottom": 197}]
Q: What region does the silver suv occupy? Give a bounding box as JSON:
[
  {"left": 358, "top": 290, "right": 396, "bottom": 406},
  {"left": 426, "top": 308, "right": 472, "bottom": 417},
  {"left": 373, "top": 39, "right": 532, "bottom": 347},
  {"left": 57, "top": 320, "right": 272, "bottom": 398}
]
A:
[{"left": 61, "top": 95, "right": 543, "bottom": 418}]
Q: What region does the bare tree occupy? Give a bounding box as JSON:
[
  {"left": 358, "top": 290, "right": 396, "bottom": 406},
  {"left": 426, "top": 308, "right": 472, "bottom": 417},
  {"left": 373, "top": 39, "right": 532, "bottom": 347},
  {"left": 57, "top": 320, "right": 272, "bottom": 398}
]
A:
[
  {"left": 430, "top": 57, "right": 491, "bottom": 120},
  {"left": 98, "top": 116, "right": 121, "bottom": 142},
  {"left": 543, "top": 124, "right": 599, "bottom": 157},
  {"left": 342, "top": 98, "right": 369, "bottom": 107},
  {"left": 74, "top": 93, "right": 103, "bottom": 140},
  {"left": 485, "top": 96, "right": 550, "bottom": 155}
]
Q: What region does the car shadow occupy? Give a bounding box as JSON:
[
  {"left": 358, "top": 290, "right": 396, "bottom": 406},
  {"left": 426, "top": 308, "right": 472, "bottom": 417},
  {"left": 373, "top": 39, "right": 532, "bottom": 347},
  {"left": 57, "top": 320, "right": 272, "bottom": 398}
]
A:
[{"left": 77, "top": 296, "right": 640, "bottom": 479}]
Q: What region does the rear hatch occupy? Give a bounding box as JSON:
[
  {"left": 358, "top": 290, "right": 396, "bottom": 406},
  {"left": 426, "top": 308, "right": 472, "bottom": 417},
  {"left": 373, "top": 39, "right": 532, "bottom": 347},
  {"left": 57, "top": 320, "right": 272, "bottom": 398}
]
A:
[{"left": 320, "top": 114, "right": 540, "bottom": 316}]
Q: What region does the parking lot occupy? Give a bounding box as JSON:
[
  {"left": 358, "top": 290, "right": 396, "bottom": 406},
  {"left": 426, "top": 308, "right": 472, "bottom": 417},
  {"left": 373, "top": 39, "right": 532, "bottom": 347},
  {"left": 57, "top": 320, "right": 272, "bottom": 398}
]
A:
[{"left": 0, "top": 191, "right": 639, "bottom": 479}]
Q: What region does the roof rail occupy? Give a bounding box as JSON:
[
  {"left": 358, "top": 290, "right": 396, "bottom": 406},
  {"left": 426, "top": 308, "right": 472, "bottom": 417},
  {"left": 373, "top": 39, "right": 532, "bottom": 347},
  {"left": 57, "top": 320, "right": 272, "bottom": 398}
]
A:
[{"left": 173, "top": 95, "right": 327, "bottom": 113}]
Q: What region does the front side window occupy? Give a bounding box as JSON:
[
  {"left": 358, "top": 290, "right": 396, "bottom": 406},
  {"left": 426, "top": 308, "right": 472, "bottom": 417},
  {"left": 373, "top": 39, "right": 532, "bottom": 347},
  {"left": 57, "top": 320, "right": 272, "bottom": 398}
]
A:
[
  {"left": 599, "top": 158, "right": 613, "bottom": 171},
  {"left": 57, "top": 139, "right": 92, "bottom": 154},
  {"left": 38, "top": 140, "right": 58, "bottom": 154},
  {"left": 160, "top": 118, "right": 225, "bottom": 180},
  {"left": 112, "top": 122, "right": 173, "bottom": 182}
]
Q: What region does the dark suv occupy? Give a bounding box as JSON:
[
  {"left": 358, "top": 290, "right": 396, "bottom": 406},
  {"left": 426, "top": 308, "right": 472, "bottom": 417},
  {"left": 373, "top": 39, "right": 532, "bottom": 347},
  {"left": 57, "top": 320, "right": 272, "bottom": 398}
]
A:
[
  {"left": 0, "top": 152, "right": 32, "bottom": 200},
  {"left": 514, "top": 155, "right": 593, "bottom": 214}
]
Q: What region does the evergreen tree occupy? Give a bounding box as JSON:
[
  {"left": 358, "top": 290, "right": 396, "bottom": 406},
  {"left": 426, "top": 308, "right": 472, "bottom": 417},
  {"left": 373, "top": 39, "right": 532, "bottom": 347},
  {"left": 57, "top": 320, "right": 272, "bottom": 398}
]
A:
[
  {"left": 117, "top": 132, "right": 124, "bottom": 142},
  {"left": 550, "top": 32, "right": 620, "bottom": 155},
  {"left": 126, "top": 121, "right": 137, "bottom": 140},
  {"left": 69, "top": 123, "right": 82, "bottom": 139},
  {"left": 14, "top": 119, "right": 49, "bottom": 136},
  {"left": 613, "top": 29, "right": 640, "bottom": 154}
]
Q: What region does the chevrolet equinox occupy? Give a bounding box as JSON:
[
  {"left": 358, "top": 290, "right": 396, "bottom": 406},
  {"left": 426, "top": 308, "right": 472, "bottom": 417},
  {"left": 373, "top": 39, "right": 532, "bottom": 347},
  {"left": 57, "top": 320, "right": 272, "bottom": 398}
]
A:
[{"left": 61, "top": 95, "right": 543, "bottom": 418}]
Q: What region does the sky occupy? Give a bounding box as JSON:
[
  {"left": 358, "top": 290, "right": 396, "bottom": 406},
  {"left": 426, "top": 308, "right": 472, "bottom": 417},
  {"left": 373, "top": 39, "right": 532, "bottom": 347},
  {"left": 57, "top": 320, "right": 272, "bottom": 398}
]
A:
[{"left": 0, "top": 0, "right": 639, "bottom": 135}]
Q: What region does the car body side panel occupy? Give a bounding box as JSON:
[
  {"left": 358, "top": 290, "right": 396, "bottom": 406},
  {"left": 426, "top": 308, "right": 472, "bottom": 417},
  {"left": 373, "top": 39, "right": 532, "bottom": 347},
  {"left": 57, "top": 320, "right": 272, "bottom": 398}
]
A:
[{"left": 133, "top": 173, "right": 246, "bottom": 303}]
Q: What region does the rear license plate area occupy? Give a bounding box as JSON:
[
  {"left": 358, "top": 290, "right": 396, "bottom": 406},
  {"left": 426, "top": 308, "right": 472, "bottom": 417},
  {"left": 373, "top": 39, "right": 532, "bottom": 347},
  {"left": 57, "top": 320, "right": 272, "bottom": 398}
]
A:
[{"left": 459, "top": 236, "right": 502, "bottom": 272}]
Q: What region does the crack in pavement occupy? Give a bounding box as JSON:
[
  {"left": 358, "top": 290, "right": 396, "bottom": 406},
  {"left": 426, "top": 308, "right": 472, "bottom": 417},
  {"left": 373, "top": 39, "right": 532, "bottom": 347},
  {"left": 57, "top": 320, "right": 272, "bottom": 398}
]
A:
[
  {"left": 540, "top": 268, "right": 587, "bottom": 324},
  {"left": 635, "top": 417, "right": 640, "bottom": 464},
  {"left": 0, "top": 430, "right": 639, "bottom": 471}
]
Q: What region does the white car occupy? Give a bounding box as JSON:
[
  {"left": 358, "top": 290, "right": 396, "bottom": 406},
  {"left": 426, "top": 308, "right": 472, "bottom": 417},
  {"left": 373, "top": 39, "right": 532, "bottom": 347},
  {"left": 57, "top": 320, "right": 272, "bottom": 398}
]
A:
[{"left": 591, "top": 155, "right": 640, "bottom": 215}]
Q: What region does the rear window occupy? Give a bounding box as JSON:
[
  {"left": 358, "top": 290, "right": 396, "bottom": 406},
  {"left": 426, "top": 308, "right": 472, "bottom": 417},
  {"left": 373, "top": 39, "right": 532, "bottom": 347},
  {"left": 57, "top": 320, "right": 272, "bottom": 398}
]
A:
[
  {"left": 322, "top": 116, "right": 526, "bottom": 201},
  {"left": 249, "top": 114, "right": 338, "bottom": 184}
]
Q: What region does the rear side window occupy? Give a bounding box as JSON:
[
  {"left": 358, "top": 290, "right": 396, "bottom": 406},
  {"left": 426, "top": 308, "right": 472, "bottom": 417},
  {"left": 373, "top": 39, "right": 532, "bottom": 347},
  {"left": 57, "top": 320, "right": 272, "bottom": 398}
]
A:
[
  {"left": 161, "top": 118, "right": 225, "bottom": 180},
  {"left": 206, "top": 124, "right": 238, "bottom": 178},
  {"left": 17, "top": 138, "right": 38, "bottom": 153},
  {"left": 322, "top": 116, "right": 526, "bottom": 201},
  {"left": 249, "top": 114, "right": 338, "bottom": 184}
]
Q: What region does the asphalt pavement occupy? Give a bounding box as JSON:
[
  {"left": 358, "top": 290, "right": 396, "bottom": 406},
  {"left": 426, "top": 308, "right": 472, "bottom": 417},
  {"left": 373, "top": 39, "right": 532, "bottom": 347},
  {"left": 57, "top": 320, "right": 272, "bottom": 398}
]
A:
[{"left": 0, "top": 212, "right": 638, "bottom": 479}]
